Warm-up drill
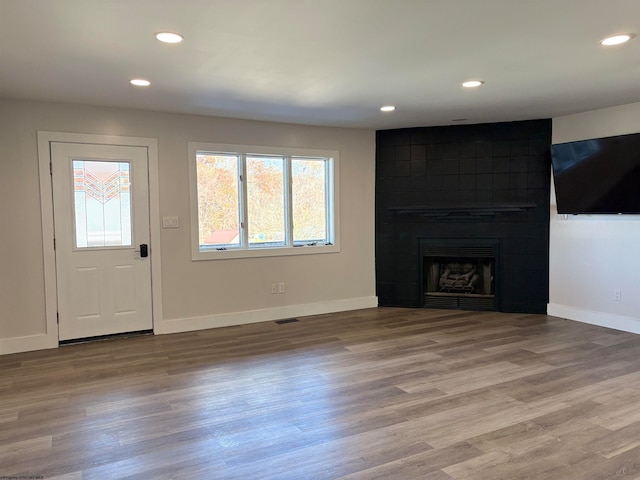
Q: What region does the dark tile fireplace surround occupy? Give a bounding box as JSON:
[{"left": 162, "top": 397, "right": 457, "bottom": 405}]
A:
[{"left": 376, "top": 119, "right": 551, "bottom": 314}]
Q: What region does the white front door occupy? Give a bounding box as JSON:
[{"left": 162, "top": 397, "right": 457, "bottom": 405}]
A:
[{"left": 51, "top": 142, "right": 153, "bottom": 341}]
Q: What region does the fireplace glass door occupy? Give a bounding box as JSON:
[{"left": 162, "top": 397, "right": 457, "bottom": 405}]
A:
[{"left": 420, "top": 238, "right": 500, "bottom": 311}]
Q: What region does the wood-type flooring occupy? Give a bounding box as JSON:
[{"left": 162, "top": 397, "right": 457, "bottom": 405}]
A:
[{"left": 3, "top": 307, "right": 640, "bottom": 479}]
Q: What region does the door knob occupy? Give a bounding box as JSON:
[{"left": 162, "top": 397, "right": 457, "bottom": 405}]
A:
[{"left": 135, "top": 244, "right": 149, "bottom": 257}]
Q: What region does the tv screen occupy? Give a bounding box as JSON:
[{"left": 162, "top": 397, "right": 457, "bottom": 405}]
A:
[{"left": 551, "top": 132, "right": 640, "bottom": 214}]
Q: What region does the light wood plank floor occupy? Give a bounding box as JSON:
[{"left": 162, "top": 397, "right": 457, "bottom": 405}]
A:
[{"left": 3, "top": 307, "right": 640, "bottom": 479}]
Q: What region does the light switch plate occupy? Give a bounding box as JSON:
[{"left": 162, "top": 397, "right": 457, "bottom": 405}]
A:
[{"left": 162, "top": 216, "right": 179, "bottom": 228}]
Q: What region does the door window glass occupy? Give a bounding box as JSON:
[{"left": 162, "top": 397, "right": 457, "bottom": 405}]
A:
[{"left": 73, "top": 160, "right": 132, "bottom": 248}]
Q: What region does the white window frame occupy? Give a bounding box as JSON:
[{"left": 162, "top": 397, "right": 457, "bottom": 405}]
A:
[{"left": 188, "top": 142, "right": 340, "bottom": 260}]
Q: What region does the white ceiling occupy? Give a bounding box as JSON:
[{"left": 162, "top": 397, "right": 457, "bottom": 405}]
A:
[{"left": 1, "top": 0, "right": 639, "bottom": 130}]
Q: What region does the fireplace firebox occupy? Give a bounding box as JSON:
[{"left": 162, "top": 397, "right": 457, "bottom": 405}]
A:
[{"left": 420, "top": 238, "right": 500, "bottom": 311}]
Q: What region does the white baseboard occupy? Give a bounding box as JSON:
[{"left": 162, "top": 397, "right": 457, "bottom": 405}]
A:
[
  {"left": 0, "top": 333, "right": 58, "bottom": 355},
  {"left": 0, "top": 298, "right": 379, "bottom": 355},
  {"left": 547, "top": 303, "right": 640, "bottom": 335},
  {"left": 155, "top": 296, "right": 379, "bottom": 335}
]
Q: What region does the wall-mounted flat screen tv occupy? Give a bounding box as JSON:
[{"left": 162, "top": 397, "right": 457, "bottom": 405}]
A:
[{"left": 551, "top": 132, "right": 640, "bottom": 214}]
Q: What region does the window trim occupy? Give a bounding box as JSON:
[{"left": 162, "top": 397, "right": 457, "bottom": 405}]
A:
[{"left": 188, "top": 142, "right": 340, "bottom": 260}]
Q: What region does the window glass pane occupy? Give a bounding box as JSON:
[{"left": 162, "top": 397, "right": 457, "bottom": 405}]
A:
[
  {"left": 73, "top": 160, "right": 132, "bottom": 248},
  {"left": 196, "top": 153, "right": 240, "bottom": 248},
  {"left": 246, "top": 155, "right": 285, "bottom": 247},
  {"left": 292, "top": 158, "right": 328, "bottom": 244}
]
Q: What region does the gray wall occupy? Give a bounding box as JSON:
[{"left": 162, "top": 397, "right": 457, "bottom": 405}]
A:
[{"left": 0, "top": 98, "right": 377, "bottom": 353}]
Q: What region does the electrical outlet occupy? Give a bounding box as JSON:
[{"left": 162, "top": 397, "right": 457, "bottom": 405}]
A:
[
  {"left": 271, "top": 283, "right": 277, "bottom": 294},
  {"left": 614, "top": 289, "right": 621, "bottom": 301},
  {"left": 278, "top": 282, "right": 285, "bottom": 294}
]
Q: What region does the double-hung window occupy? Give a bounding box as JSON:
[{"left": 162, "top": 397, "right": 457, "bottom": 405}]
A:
[{"left": 188, "top": 142, "right": 339, "bottom": 259}]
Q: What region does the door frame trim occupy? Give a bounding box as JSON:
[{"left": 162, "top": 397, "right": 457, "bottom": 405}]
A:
[{"left": 37, "top": 132, "right": 163, "bottom": 348}]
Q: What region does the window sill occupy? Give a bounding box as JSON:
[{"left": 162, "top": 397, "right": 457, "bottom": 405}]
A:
[{"left": 192, "top": 243, "right": 340, "bottom": 261}]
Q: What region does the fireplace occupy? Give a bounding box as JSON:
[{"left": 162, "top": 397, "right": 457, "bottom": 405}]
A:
[
  {"left": 420, "top": 238, "right": 500, "bottom": 311},
  {"left": 375, "top": 119, "right": 551, "bottom": 313}
]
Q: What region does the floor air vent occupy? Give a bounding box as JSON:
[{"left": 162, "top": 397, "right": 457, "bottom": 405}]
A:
[{"left": 274, "top": 318, "right": 299, "bottom": 325}]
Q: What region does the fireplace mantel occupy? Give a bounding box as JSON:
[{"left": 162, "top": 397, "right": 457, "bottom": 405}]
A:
[{"left": 389, "top": 203, "right": 536, "bottom": 219}]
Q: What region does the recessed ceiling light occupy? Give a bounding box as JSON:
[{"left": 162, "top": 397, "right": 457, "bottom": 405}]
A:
[
  {"left": 600, "top": 34, "right": 635, "bottom": 46},
  {"left": 130, "top": 79, "right": 151, "bottom": 87},
  {"left": 155, "top": 32, "right": 184, "bottom": 44},
  {"left": 461, "top": 80, "right": 484, "bottom": 88},
  {"left": 380, "top": 105, "right": 396, "bottom": 112}
]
